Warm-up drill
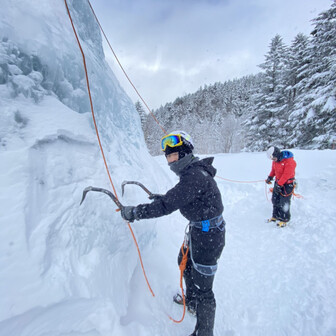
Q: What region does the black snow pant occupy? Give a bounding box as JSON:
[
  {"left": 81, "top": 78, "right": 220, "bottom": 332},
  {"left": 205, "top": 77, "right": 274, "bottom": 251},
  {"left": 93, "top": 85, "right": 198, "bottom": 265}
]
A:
[
  {"left": 272, "top": 182, "right": 294, "bottom": 222},
  {"left": 178, "top": 222, "right": 225, "bottom": 336}
]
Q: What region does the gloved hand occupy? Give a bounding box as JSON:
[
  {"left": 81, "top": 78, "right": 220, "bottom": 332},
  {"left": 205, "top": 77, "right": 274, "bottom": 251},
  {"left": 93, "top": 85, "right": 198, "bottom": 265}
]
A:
[
  {"left": 121, "top": 206, "right": 136, "bottom": 222},
  {"left": 148, "top": 193, "right": 164, "bottom": 201},
  {"left": 265, "top": 176, "right": 273, "bottom": 184},
  {"left": 274, "top": 184, "right": 283, "bottom": 194}
]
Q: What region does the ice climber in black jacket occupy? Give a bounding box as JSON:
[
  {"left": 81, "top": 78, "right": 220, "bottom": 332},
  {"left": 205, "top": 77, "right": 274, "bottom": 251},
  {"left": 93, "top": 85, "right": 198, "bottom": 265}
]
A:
[{"left": 121, "top": 131, "right": 226, "bottom": 336}]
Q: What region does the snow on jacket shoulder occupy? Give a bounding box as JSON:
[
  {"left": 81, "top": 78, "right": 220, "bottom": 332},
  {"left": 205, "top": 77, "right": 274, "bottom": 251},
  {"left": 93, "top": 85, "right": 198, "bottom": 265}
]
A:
[{"left": 269, "top": 152, "right": 296, "bottom": 186}]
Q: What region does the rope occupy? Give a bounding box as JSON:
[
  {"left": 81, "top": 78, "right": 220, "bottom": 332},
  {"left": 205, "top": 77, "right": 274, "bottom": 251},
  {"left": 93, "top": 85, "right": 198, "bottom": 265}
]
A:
[
  {"left": 87, "top": 0, "right": 167, "bottom": 135},
  {"left": 64, "top": 0, "right": 155, "bottom": 298},
  {"left": 269, "top": 187, "right": 303, "bottom": 199},
  {"left": 217, "top": 177, "right": 304, "bottom": 201},
  {"left": 168, "top": 245, "right": 189, "bottom": 323},
  {"left": 216, "top": 176, "right": 264, "bottom": 183}
]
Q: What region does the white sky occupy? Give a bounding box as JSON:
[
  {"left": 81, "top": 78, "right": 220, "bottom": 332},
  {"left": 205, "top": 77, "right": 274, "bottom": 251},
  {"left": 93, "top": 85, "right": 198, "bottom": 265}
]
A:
[{"left": 92, "top": 0, "right": 333, "bottom": 110}]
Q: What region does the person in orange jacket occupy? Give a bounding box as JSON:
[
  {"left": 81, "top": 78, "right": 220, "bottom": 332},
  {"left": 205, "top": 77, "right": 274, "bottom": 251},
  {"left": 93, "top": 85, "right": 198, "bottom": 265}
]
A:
[{"left": 265, "top": 146, "right": 297, "bottom": 227}]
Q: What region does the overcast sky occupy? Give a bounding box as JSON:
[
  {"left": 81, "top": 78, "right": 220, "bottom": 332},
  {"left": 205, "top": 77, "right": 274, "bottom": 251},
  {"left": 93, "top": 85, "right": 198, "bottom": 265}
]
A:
[{"left": 92, "top": 0, "right": 333, "bottom": 110}]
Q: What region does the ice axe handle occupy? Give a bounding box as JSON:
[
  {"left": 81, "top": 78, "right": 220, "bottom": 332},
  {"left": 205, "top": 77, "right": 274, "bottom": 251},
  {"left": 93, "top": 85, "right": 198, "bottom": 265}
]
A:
[
  {"left": 121, "top": 181, "right": 154, "bottom": 198},
  {"left": 80, "top": 186, "right": 123, "bottom": 210}
]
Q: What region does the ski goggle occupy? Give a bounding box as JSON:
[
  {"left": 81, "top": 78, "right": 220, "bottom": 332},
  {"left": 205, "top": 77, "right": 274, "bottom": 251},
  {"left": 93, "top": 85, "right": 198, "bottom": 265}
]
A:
[{"left": 161, "top": 134, "right": 183, "bottom": 151}]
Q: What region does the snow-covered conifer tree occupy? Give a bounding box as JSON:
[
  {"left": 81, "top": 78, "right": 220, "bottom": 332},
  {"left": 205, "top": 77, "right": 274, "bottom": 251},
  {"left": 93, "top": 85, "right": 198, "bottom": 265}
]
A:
[{"left": 250, "top": 35, "right": 289, "bottom": 150}]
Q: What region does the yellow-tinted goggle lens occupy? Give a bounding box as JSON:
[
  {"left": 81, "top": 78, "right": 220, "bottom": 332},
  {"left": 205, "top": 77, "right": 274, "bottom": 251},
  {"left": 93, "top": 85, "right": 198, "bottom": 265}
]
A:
[{"left": 161, "top": 134, "right": 183, "bottom": 151}]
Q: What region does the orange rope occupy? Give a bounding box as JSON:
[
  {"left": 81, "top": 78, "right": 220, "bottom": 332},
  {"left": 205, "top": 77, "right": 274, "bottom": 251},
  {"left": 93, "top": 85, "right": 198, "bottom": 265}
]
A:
[
  {"left": 217, "top": 177, "right": 304, "bottom": 202},
  {"left": 216, "top": 176, "right": 265, "bottom": 183},
  {"left": 87, "top": 0, "right": 167, "bottom": 135},
  {"left": 169, "top": 245, "right": 189, "bottom": 323},
  {"left": 64, "top": 0, "right": 154, "bottom": 298},
  {"left": 269, "top": 187, "right": 303, "bottom": 199}
]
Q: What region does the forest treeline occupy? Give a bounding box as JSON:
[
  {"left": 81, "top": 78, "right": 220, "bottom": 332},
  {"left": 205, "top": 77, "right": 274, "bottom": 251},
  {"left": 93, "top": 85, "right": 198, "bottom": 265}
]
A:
[{"left": 136, "top": 3, "right": 336, "bottom": 155}]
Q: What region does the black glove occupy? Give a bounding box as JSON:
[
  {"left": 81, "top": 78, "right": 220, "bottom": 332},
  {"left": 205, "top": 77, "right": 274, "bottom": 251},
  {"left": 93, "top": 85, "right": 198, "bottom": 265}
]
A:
[
  {"left": 148, "top": 193, "right": 164, "bottom": 201},
  {"left": 265, "top": 176, "right": 273, "bottom": 184},
  {"left": 274, "top": 184, "right": 283, "bottom": 194},
  {"left": 121, "top": 206, "right": 136, "bottom": 222}
]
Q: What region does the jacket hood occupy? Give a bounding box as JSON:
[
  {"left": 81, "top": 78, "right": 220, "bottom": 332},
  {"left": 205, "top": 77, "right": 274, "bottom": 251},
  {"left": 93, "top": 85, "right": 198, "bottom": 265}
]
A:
[{"left": 191, "top": 157, "right": 217, "bottom": 177}]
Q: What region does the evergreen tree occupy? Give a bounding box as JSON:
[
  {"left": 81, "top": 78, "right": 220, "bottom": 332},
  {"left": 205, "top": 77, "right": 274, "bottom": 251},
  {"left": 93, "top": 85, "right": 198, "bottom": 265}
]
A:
[
  {"left": 296, "top": 3, "right": 336, "bottom": 148},
  {"left": 135, "top": 100, "right": 147, "bottom": 129},
  {"left": 284, "top": 33, "right": 311, "bottom": 147},
  {"left": 286, "top": 33, "right": 310, "bottom": 106},
  {"left": 248, "top": 35, "right": 289, "bottom": 150}
]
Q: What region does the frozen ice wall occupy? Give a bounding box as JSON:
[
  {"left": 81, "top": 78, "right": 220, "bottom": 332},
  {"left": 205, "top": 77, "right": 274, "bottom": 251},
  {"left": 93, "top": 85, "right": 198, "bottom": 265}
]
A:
[
  {"left": 0, "top": 0, "right": 169, "bottom": 332},
  {"left": 0, "top": 0, "right": 146, "bottom": 153}
]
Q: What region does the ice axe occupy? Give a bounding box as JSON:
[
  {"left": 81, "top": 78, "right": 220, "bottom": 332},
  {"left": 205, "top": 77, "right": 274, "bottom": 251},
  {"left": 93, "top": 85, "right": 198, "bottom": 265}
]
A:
[
  {"left": 80, "top": 186, "right": 123, "bottom": 211},
  {"left": 121, "top": 180, "right": 154, "bottom": 198}
]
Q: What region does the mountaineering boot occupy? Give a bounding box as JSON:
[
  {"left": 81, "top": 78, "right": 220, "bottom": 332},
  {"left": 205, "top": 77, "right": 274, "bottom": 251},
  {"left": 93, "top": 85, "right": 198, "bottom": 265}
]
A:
[
  {"left": 277, "top": 221, "right": 287, "bottom": 227},
  {"left": 267, "top": 217, "right": 277, "bottom": 222},
  {"left": 173, "top": 293, "right": 197, "bottom": 316}
]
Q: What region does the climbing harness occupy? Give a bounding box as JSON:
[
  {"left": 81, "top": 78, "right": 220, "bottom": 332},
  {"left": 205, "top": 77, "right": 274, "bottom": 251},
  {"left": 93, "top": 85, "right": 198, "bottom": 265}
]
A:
[
  {"left": 190, "top": 215, "right": 224, "bottom": 232},
  {"left": 184, "top": 218, "right": 225, "bottom": 277},
  {"left": 269, "top": 179, "right": 303, "bottom": 199}
]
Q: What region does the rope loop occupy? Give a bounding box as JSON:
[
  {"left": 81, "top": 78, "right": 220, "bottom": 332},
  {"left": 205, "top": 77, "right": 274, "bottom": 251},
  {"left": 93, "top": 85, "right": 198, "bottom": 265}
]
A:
[{"left": 168, "top": 244, "right": 189, "bottom": 324}]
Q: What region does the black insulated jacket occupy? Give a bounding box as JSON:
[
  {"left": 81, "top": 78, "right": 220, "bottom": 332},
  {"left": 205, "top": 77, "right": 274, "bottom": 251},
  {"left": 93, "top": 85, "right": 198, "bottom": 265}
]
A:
[{"left": 135, "top": 157, "right": 224, "bottom": 222}]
